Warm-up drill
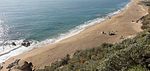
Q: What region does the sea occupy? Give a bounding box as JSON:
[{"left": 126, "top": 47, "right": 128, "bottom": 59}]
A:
[{"left": 0, "top": 0, "right": 129, "bottom": 63}]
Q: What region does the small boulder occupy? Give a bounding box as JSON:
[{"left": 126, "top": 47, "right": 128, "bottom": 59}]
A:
[
  {"left": 108, "top": 32, "right": 116, "bottom": 36},
  {"left": 21, "top": 40, "right": 31, "bottom": 47},
  {"left": 10, "top": 60, "right": 34, "bottom": 71},
  {"left": 19, "top": 61, "right": 33, "bottom": 71},
  {"left": 6, "top": 59, "right": 21, "bottom": 70},
  {"left": 12, "top": 42, "right": 16, "bottom": 46}
]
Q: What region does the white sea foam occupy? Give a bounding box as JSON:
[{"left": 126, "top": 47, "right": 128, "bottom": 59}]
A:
[
  {"left": 0, "top": 39, "right": 38, "bottom": 62},
  {"left": 0, "top": 1, "right": 131, "bottom": 63}
]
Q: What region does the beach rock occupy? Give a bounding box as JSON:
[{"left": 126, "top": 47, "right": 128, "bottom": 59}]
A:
[
  {"left": 19, "top": 61, "right": 33, "bottom": 71},
  {"left": 6, "top": 59, "right": 21, "bottom": 70},
  {"left": 21, "top": 40, "right": 31, "bottom": 47},
  {"left": 9, "top": 60, "right": 34, "bottom": 71},
  {"left": 7, "top": 63, "right": 14, "bottom": 69},
  {"left": 108, "top": 32, "right": 116, "bottom": 36},
  {"left": 12, "top": 42, "right": 16, "bottom": 46},
  {"left": 14, "top": 59, "right": 21, "bottom": 65}
]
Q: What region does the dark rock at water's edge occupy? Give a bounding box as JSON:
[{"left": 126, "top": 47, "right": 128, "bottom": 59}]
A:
[
  {"left": 11, "top": 42, "right": 16, "bottom": 46},
  {"left": 21, "top": 40, "right": 31, "bottom": 47}
]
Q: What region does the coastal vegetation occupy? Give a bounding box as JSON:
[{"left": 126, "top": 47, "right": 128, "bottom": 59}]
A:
[{"left": 36, "top": 30, "right": 150, "bottom": 71}]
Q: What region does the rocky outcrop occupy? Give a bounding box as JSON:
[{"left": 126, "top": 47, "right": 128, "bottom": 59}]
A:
[{"left": 6, "top": 59, "right": 34, "bottom": 71}]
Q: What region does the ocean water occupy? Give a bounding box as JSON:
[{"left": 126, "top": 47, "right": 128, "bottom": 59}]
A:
[{"left": 0, "top": 0, "right": 129, "bottom": 62}]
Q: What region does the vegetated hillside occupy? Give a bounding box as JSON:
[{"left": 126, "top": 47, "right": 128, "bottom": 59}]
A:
[
  {"left": 37, "top": 31, "right": 150, "bottom": 71},
  {"left": 36, "top": 4, "right": 150, "bottom": 71}
]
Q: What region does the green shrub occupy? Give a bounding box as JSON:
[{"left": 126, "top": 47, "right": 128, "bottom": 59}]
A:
[{"left": 128, "top": 65, "right": 148, "bottom": 71}]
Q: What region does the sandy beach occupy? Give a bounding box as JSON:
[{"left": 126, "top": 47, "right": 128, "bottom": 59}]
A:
[{"left": 1, "top": 0, "right": 148, "bottom": 70}]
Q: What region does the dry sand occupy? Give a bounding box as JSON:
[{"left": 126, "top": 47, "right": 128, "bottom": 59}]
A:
[{"left": 1, "top": 0, "right": 148, "bottom": 70}]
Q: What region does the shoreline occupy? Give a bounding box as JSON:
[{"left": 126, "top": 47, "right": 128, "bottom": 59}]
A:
[
  {"left": 0, "top": 0, "right": 129, "bottom": 64},
  {"left": 1, "top": 0, "right": 148, "bottom": 70}
]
